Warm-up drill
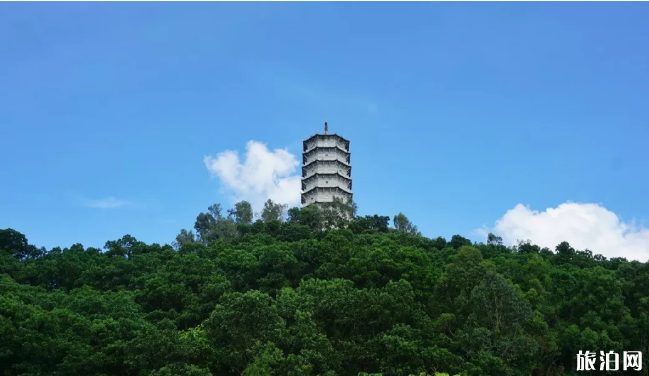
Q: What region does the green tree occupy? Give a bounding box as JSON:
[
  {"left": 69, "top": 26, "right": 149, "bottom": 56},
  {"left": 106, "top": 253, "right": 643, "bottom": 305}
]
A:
[
  {"left": 229, "top": 200, "right": 254, "bottom": 225},
  {"left": 487, "top": 233, "right": 503, "bottom": 246},
  {"left": 393, "top": 213, "right": 420, "bottom": 236},
  {"left": 204, "top": 291, "right": 285, "bottom": 373},
  {"left": 194, "top": 212, "right": 217, "bottom": 243},
  {"left": 261, "top": 199, "right": 288, "bottom": 223},
  {"left": 173, "top": 229, "right": 196, "bottom": 250},
  {"left": 194, "top": 204, "right": 238, "bottom": 243},
  {"left": 3, "top": 204, "right": 649, "bottom": 376}
]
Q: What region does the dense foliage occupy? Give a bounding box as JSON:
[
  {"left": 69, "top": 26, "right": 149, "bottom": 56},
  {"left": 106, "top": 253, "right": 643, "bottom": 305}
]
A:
[{"left": 1, "top": 200, "right": 648, "bottom": 376}]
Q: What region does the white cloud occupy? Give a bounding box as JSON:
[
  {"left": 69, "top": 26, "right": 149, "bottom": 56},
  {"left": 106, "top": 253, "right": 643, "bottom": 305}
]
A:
[
  {"left": 204, "top": 141, "right": 302, "bottom": 211},
  {"left": 476, "top": 202, "right": 649, "bottom": 262},
  {"left": 84, "top": 196, "right": 130, "bottom": 209}
]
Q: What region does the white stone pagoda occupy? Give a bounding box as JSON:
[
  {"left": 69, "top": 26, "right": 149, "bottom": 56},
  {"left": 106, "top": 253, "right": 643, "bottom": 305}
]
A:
[{"left": 301, "top": 121, "right": 353, "bottom": 209}]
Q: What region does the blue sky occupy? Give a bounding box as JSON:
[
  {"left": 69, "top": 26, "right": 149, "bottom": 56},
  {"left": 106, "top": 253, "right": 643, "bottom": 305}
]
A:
[{"left": 1, "top": 3, "right": 649, "bottom": 260}]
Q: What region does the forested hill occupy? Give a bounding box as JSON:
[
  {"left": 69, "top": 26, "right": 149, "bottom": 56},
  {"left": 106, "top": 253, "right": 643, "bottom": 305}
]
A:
[{"left": 1, "top": 200, "right": 648, "bottom": 376}]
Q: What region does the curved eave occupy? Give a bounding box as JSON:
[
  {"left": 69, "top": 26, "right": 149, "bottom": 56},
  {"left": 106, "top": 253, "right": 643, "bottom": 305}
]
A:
[
  {"left": 302, "top": 161, "right": 352, "bottom": 179},
  {"left": 303, "top": 145, "right": 351, "bottom": 156},
  {"left": 301, "top": 171, "right": 351, "bottom": 183},
  {"left": 302, "top": 159, "right": 351, "bottom": 169},
  {"left": 301, "top": 190, "right": 354, "bottom": 205},
  {"left": 301, "top": 185, "right": 353, "bottom": 196},
  {"left": 303, "top": 199, "right": 354, "bottom": 206},
  {"left": 303, "top": 133, "right": 350, "bottom": 144},
  {"left": 302, "top": 158, "right": 351, "bottom": 169}
]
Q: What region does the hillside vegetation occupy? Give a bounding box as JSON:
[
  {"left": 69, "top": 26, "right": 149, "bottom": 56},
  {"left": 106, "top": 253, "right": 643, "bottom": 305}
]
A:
[{"left": 1, "top": 200, "right": 648, "bottom": 376}]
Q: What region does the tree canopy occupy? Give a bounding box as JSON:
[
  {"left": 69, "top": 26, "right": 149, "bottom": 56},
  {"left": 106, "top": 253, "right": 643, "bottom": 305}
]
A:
[{"left": 1, "top": 200, "right": 648, "bottom": 376}]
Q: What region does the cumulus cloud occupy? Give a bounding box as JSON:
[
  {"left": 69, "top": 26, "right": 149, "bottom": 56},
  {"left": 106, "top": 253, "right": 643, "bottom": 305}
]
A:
[
  {"left": 83, "top": 196, "right": 130, "bottom": 209},
  {"left": 476, "top": 202, "right": 649, "bottom": 262},
  {"left": 204, "top": 141, "right": 302, "bottom": 211}
]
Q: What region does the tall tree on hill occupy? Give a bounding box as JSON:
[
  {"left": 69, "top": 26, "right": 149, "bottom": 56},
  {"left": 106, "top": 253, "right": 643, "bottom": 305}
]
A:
[
  {"left": 260, "top": 199, "right": 287, "bottom": 222},
  {"left": 287, "top": 205, "right": 324, "bottom": 230},
  {"left": 194, "top": 204, "right": 238, "bottom": 243},
  {"left": 194, "top": 211, "right": 216, "bottom": 242},
  {"left": 173, "top": 229, "right": 196, "bottom": 250},
  {"left": 393, "top": 212, "right": 421, "bottom": 236},
  {"left": 0, "top": 228, "right": 44, "bottom": 260},
  {"left": 228, "top": 201, "right": 254, "bottom": 225},
  {"left": 487, "top": 233, "right": 503, "bottom": 246}
]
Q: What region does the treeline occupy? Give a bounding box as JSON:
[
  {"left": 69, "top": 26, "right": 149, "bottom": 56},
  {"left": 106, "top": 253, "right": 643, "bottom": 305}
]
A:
[{"left": 1, "top": 200, "right": 648, "bottom": 376}]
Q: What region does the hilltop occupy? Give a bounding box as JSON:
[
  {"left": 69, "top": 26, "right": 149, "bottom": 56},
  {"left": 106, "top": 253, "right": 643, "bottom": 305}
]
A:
[{"left": 1, "top": 200, "right": 648, "bottom": 376}]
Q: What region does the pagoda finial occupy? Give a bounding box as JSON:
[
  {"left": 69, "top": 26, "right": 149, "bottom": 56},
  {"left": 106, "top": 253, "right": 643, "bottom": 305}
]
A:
[{"left": 324, "top": 120, "right": 328, "bottom": 135}]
